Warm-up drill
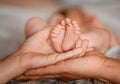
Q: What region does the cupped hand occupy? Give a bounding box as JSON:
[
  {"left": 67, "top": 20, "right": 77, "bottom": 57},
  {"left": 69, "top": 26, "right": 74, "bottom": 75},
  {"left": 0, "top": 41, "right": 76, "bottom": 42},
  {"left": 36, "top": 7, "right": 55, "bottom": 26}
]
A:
[
  {"left": 17, "top": 50, "right": 106, "bottom": 81},
  {"left": 14, "top": 17, "right": 84, "bottom": 77},
  {"left": 16, "top": 17, "right": 96, "bottom": 81}
]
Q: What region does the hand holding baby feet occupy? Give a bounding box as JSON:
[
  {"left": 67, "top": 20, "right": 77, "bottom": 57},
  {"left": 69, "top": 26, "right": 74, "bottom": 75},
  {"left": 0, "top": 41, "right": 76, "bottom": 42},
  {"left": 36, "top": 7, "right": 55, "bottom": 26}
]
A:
[{"left": 62, "top": 18, "right": 81, "bottom": 51}]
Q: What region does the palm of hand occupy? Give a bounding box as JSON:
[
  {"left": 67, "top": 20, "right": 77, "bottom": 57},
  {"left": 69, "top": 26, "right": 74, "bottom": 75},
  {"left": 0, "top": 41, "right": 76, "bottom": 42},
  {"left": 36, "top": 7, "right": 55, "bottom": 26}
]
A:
[{"left": 21, "top": 27, "right": 54, "bottom": 54}]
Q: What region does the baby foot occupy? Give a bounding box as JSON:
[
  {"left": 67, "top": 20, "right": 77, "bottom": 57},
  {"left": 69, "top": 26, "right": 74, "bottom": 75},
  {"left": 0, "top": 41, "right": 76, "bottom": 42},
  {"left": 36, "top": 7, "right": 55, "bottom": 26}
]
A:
[
  {"left": 62, "top": 18, "right": 81, "bottom": 51},
  {"left": 50, "top": 23, "right": 65, "bottom": 53}
]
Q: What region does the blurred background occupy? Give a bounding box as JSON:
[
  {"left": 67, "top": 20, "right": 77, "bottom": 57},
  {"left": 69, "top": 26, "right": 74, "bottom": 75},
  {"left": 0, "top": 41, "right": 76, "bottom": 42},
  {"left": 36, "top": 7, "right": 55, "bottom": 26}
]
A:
[{"left": 0, "top": 0, "right": 120, "bottom": 59}]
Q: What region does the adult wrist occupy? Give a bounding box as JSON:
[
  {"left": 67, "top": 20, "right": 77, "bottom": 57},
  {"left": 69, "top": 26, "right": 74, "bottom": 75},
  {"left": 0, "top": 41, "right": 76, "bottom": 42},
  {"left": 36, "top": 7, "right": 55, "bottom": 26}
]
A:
[
  {"left": 0, "top": 50, "right": 27, "bottom": 84},
  {"left": 96, "top": 57, "right": 120, "bottom": 83}
]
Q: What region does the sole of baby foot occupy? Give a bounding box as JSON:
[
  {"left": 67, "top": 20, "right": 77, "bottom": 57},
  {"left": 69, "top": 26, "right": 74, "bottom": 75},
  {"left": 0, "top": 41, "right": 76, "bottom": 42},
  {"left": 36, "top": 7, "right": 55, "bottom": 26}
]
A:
[
  {"left": 62, "top": 18, "right": 81, "bottom": 51},
  {"left": 50, "top": 24, "right": 65, "bottom": 53}
]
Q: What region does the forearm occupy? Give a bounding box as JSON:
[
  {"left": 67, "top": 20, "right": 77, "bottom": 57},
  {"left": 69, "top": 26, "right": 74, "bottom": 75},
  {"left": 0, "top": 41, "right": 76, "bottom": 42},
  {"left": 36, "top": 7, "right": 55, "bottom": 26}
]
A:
[
  {"left": 0, "top": 51, "right": 25, "bottom": 84},
  {"left": 97, "top": 57, "right": 120, "bottom": 84}
]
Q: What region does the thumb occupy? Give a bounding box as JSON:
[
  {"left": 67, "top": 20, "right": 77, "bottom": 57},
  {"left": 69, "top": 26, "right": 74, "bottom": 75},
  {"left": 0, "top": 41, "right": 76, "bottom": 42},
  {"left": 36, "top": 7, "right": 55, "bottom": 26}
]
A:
[{"left": 29, "top": 48, "right": 83, "bottom": 68}]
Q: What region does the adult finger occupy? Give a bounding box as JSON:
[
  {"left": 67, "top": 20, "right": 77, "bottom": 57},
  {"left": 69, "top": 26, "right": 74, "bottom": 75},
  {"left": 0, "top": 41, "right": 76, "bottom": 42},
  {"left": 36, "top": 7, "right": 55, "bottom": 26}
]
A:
[
  {"left": 75, "top": 38, "right": 82, "bottom": 48},
  {"left": 82, "top": 39, "right": 89, "bottom": 52},
  {"left": 78, "top": 39, "right": 89, "bottom": 57},
  {"left": 28, "top": 47, "right": 83, "bottom": 69},
  {"left": 87, "top": 47, "right": 94, "bottom": 52},
  {"left": 85, "top": 50, "right": 104, "bottom": 57},
  {"left": 25, "top": 60, "right": 65, "bottom": 76},
  {"left": 16, "top": 74, "right": 61, "bottom": 80}
]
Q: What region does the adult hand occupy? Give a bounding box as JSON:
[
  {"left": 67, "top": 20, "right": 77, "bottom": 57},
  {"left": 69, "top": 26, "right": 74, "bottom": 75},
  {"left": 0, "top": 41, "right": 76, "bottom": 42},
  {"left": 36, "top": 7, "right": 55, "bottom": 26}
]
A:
[
  {"left": 19, "top": 17, "right": 86, "bottom": 73},
  {"left": 9, "top": 16, "right": 92, "bottom": 81},
  {"left": 0, "top": 17, "right": 83, "bottom": 84},
  {"left": 17, "top": 49, "right": 120, "bottom": 84},
  {"left": 17, "top": 50, "right": 106, "bottom": 81}
]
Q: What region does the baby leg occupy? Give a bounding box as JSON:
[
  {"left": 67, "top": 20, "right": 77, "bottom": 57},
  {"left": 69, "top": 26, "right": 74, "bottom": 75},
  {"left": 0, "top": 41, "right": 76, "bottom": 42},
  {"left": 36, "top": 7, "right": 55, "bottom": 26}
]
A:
[
  {"left": 85, "top": 14, "right": 104, "bottom": 28},
  {"left": 85, "top": 14, "right": 119, "bottom": 49}
]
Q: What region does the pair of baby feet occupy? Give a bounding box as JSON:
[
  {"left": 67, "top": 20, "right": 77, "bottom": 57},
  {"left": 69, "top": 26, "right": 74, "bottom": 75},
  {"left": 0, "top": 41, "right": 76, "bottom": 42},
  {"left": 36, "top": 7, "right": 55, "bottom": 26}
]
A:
[{"left": 50, "top": 18, "right": 90, "bottom": 55}]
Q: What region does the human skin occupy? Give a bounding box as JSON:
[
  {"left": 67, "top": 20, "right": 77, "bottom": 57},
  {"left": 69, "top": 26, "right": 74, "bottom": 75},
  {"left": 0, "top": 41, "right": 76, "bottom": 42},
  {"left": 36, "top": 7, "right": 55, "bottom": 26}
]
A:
[
  {"left": 51, "top": 8, "right": 120, "bottom": 53},
  {"left": 50, "top": 16, "right": 110, "bottom": 53},
  {"left": 0, "top": 17, "right": 88, "bottom": 84},
  {"left": 49, "top": 16, "right": 120, "bottom": 83},
  {"left": 16, "top": 17, "right": 120, "bottom": 84},
  {"left": 0, "top": 46, "right": 82, "bottom": 84},
  {"left": 19, "top": 50, "right": 120, "bottom": 84},
  {"left": 27, "top": 10, "right": 119, "bottom": 54},
  {"left": 50, "top": 18, "right": 81, "bottom": 52}
]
